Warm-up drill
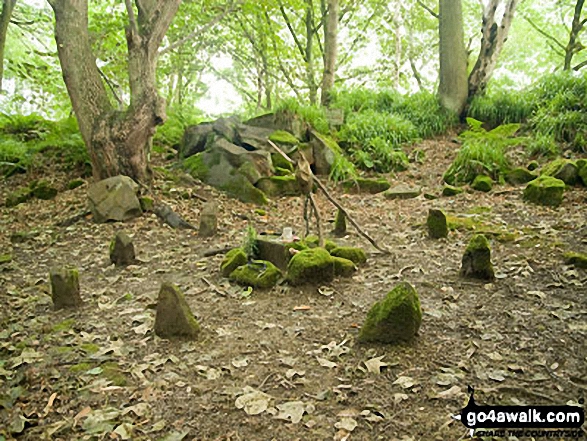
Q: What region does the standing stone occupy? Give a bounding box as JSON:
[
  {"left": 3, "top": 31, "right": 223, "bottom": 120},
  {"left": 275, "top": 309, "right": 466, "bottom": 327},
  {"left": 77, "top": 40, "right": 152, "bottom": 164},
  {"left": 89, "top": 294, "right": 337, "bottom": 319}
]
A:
[
  {"left": 109, "top": 232, "right": 136, "bottom": 267},
  {"left": 199, "top": 202, "right": 218, "bottom": 237},
  {"left": 460, "top": 234, "right": 495, "bottom": 280},
  {"left": 427, "top": 209, "right": 448, "bottom": 239},
  {"left": 154, "top": 283, "right": 200, "bottom": 340},
  {"left": 333, "top": 209, "right": 346, "bottom": 236},
  {"left": 50, "top": 267, "right": 83, "bottom": 310},
  {"left": 87, "top": 175, "right": 143, "bottom": 223}
]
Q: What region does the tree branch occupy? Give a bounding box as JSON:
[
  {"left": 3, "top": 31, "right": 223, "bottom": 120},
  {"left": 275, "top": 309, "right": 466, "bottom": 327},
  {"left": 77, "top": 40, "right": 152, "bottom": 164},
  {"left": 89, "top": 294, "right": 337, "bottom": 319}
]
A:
[
  {"left": 278, "top": 2, "right": 306, "bottom": 61},
  {"left": 124, "top": 0, "right": 139, "bottom": 36},
  {"left": 97, "top": 66, "right": 124, "bottom": 108},
  {"left": 416, "top": 0, "right": 438, "bottom": 19},
  {"left": 523, "top": 15, "right": 566, "bottom": 50},
  {"left": 573, "top": 59, "right": 587, "bottom": 70}
]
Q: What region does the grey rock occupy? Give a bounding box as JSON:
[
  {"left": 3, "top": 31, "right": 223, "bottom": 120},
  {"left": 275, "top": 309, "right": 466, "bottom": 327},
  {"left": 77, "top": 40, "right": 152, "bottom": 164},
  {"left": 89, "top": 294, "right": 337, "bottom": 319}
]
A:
[{"left": 87, "top": 175, "right": 142, "bottom": 223}]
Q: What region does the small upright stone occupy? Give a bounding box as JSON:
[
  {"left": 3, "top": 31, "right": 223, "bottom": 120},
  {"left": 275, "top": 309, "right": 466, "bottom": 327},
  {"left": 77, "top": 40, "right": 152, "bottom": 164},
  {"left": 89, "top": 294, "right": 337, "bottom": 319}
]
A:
[
  {"left": 199, "top": 202, "right": 218, "bottom": 237},
  {"left": 427, "top": 209, "right": 448, "bottom": 239},
  {"left": 358, "top": 282, "right": 422, "bottom": 344},
  {"left": 109, "top": 232, "right": 136, "bottom": 267},
  {"left": 460, "top": 234, "right": 495, "bottom": 281},
  {"left": 333, "top": 209, "right": 346, "bottom": 237},
  {"left": 154, "top": 282, "right": 200, "bottom": 340},
  {"left": 50, "top": 267, "right": 83, "bottom": 310}
]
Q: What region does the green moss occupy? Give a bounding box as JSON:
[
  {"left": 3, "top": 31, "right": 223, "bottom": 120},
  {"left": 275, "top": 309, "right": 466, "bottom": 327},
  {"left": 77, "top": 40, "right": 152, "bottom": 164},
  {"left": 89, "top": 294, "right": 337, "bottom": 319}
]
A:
[
  {"left": 269, "top": 130, "right": 299, "bottom": 146},
  {"left": 304, "top": 235, "right": 337, "bottom": 252},
  {"left": 461, "top": 234, "right": 494, "bottom": 280},
  {"left": 52, "top": 346, "right": 74, "bottom": 354},
  {"left": 333, "top": 256, "right": 357, "bottom": 277},
  {"left": 69, "top": 362, "right": 92, "bottom": 373},
  {"left": 80, "top": 343, "right": 100, "bottom": 354},
  {"left": 256, "top": 176, "right": 300, "bottom": 197},
  {"left": 442, "top": 185, "right": 463, "bottom": 197},
  {"left": 254, "top": 209, "right": 267, "bottom": 216},
  {"left": 101, "top": 362, "right": 127, "bottom": 387},
  {"left": 0, "top": 254, "right": 12, "bottom": 265},
  {"left": 51, "top": 318, "right": 76, "bottom": 333},
  {"left": 563, "top": 252, "right": 587, "bottom": 269},
  {"left": 274, "top": 166, "right": 293, "bottom": 176},
  {"left": 505, "top": 168, "right": 537, "bottom": 185},
  {"left": 541, "top": 158, "right": 578, "bottom": 185},
  {"left": 333, "top": 209, "right": 346, "bottom": 236},
  {"left": 342, "top": 178, "right": 390, "bottom": 194},
  {"left": 358, "top": 282, "right": 422, "bottom": 344},
  {"left": 578, "top": 160, "right": 587, "bottom": 186},
  {"left": 427, "top": 209, "right": 448, "bottom": 239},
  {"left": 67, "top": 179, "right": 85, "bottom": 190},
  {"left": 527, "top": 160, "right": 540, "bottom": 171},
  {"left": 330, "top": 247, "right": 367, "bottom": 265},
  {"left": 471, "top": 175, "right": 493, "bottom": 192},
  {"left": 229, "top": 260, "right": 282, "bottom": 289},
  {"left": 221, "top": 248, "right": 248, "bottom": 277},
  {"left": 6, "top": 186, "right": 33, "bottom": 207},
  {"left": 287, "top": 248, "right": 335, "bottom": 286},
  {"left": 139, "top": 196, "right": 154, "bottom": 212},
  {"left": 221, "top": 174, "right": 268, "bottom": 205},
  {"left": 183, "top": 154, "right": 209, "bottom": 180},
  {"left": 523, "top": 175, "right": 565, "bottom": 207},
  {"left": 271, "top": 153, "right": 294, "bottom": 172},
  {"left": 31, "top": 180, "right": 58, "bottom": 200}
]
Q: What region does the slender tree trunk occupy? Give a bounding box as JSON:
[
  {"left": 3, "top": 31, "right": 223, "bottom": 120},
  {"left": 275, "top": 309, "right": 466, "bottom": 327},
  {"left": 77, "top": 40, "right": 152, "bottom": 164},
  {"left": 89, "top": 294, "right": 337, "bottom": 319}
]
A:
[
  {"left": 320, "top": 0, "right": 338, "bottom": 106},
  {"left": 305, "top": 0, "right": 318, "bottom": 105},
  {"left": 467, "top": 0, "right": 519, "bottom": 98},
  {"left": 438, "top": 0, "right": 468, "bottom": 115},
  {"left": 0, "top": 0, "right": 17, "bottom": 92},
  {"left": 48, "top": 0, "right": 180, "bottom": 183},
  {"left": 564, "top": 0, "right": 585, "bottom": 71}
]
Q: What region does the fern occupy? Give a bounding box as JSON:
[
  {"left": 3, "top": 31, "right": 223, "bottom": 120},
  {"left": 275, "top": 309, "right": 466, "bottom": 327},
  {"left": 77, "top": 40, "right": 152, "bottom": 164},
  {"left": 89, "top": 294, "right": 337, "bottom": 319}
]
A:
[{"left": 241, "top": 224, "right": 258, "bottom": 260}]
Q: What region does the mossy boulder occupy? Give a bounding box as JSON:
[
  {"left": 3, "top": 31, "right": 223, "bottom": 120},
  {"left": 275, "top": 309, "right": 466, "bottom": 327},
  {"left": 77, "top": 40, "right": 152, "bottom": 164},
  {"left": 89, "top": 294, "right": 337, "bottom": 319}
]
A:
[
  {"left": 287, "top": 248, "right": 335, "bottom": 286},
  {"left": 505, "top": 168, "right": 537, "bottom": 185},
  {"left": 50, "top": 267, "right": 83, "bottom": 310},
  {"left": 333, "top": 257, "right": 357, "bottom": 277},
  {"left": 304, "top": 235, "right": 337, "bottom": 252},
  {"left": 154, "top": 282, "right": 200, "bottom": 340},
  {"left": 221, "top": 248, "right": 248, "bottom": 277},
  {"left": 229, "top": 260, "right": 282, "bottom": 289},
  {"left": 342, "top": 178, "right": 390, "bottom": 194},
  {"left": 67, "top": 179, "right": 85, "bottom": 190},
  {"left": 183, "top": 154, "right": 209, "bottom": 181},
  {"left": 523, "top": 176, "right": 565, "bottom": 207},
  {"left": 541, "top": 158, "right": 579, "bottom": 185},
  {"left": 220, "top": 173, "right": 269, "bottom": 205},
  {"left": 5, "top": 187, "right": 32, "bottom": 207},
  {"left": 330, "top": 246, "right": 367, "bottom": 265},
  {"left": 384, "top": 185, "right": 421, "bottom": 200},
  {"left": 578, "top": 160, "right": 587, "bottom": 186},
  {"left": 527, "top": 160, "right": 540, "bottom": 171},
  {"left": 471, "top": 175, "right": 493, "bottom": 192},
  {"left": 256, "top": 176, "right": 301, "bottom": 197},
  {"left": 269, "top": 130, "right": 299, "bottom": 146},
  {"left": 271, "top": 153, "right": 294, "bottom": 172},
  {"left": 139, "top": 196, "right": 154, "bottom": 212},
  {"left": 31, "top": 180, "right": 58, "bottom": 200},
  {"left": 460, "top": 234, "right": 494, "bottom": 281},
  {"left": 442, "top": 185, "right": 464, "bottom": 197},
  {"left": 427, "top": 209, "right": 448, "bottom": 239},
  {"left": 358, "top": 282, "right": 422, "bottom": 344},
  {"left": 563, "top": 252, "right": 587, "bottom": 269}
]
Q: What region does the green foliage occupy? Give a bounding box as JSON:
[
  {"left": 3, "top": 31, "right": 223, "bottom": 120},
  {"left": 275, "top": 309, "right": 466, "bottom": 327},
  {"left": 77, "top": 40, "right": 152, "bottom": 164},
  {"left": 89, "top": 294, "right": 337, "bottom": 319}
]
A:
[
  {"left": 273, "top": 98, "right": 329, "bottom": 134},
  {"left": 329, "top": 151, "right": 359, "bottom": 183},
  {"left": 153, "top": 109, "right": 203, "bottom": 148},
  {"left": 241, "top": 224, "right": 258, "bottom": 260},
  {"left": 443, "top": 118, "right": 522, "bottom": 185},
  {"left": 468, "top": 90, "right": 536, "bottom": 126},
  {"left": 526, "top": 133, "right": 561, "bottom": 158}
]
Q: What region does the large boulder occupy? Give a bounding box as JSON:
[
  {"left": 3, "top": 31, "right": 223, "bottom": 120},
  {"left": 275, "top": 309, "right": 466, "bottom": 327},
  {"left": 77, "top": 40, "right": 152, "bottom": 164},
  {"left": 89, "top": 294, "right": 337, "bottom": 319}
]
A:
[
  {"left": 309, "top": 130, "right": 337, "bottom": 175},
  {"left": 358, "top": 282, "right": 422, "bottom": 344},
  {"left": 179, "top": 122, "right": 214, "bottom": 159},
  {"left": 541, "top": 158, "right": 579, "bottom": 185},
  {"left": 523, "top": 176, "right": 565, "bottom": 207},
  {"left": 88, "top": 175, "right": 143, "bottom": 223},
  {"left": 243, "top": 110, "right": 308, "bottom": 141}
]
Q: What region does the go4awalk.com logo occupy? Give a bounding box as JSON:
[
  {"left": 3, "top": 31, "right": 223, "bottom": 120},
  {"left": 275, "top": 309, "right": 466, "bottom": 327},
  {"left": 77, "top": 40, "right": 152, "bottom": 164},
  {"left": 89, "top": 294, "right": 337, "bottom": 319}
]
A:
[{"left": 453, "top": 386, "right": 585, "bottom": 439}]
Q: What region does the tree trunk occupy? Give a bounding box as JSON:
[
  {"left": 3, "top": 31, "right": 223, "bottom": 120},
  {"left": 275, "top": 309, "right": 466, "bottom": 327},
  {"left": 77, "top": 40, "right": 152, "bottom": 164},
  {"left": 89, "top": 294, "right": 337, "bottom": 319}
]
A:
[
  {"left": 0, "top": 0, "right": 17, "bottom": 92},
  {"left": 468, "top": 0, "right": 519, "bottom": 98},
  {"left": 438, "top": 0, "right": 468, "bottom": 115},
  {"left": 564, "top": 0, "right": 585, "bottom": 71},
  {"left": 305, "top": 1, "right": 318, "bottom": 105},
  {"left": 320, "top": 0, "right": 338, "bottom": 106},
  {"left": 48, "top": 0, "right": 180, "bottom": 183}
]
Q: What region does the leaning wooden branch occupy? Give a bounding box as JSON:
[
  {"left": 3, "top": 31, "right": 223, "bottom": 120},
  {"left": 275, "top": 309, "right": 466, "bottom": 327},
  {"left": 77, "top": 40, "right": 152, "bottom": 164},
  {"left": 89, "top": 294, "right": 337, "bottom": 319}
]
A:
[{"left": 267, "top": 140, "right": 390, "bottom": 254}]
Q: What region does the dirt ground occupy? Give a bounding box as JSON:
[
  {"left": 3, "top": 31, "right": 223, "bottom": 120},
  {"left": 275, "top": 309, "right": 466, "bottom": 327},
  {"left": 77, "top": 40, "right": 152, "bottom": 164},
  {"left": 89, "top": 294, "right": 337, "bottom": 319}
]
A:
[{"left": 0, "top": 137, "right": 586, "bottom": 441}]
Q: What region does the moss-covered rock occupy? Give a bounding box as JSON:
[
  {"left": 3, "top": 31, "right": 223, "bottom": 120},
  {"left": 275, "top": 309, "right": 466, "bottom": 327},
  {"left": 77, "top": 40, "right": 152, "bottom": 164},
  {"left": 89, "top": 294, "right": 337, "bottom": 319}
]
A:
[
  {"left": 256, "top": 176, "right": 301, "bottom": 197},
  {"left": 269, "top": 130, "right": 299, "bottom": 146},
  {"left": 139, "top": 196, "right": 154, "bottom": 212},
  {"left": 303, "top": 235, "right": 337, "bottom": 252},
  {"left": 330, "top": 246, "right": 367, "bottom": 265},
  {"left": 578, "top": 160, "right": 587, "bottom": 187},
  {"left": 442, "top": 185, "right": 464, "bottom": 197},
  {"left": 221, "top": 248, "right": 248, "bottom": 277},
  {"left": 333, "top": 209, "right": 346, "bottom": 236},
  {"left": 427, "top": 209, "right": 448, "bottom": 239},
  {"left": 460, "top": 234, "right": 494, "bottom": 281},
  {"left": 271, "top": 153, "right": 295, "bottom": 172},
  {"left": 523, "top": 175, "right": 565, "bottom": 207},
  {"left": 274, "top": 166, "right": 293, "bottom": 176},
  {"left": 527, "top": 160, "right": 540, "bottom": 171},
  {"left": 471, "top": 175, "right": 493, "bottom": 192},
  {"left": 384, "top": 185, "right": 421, "bottom": 200},
  {"left": 358, "top": 282, "right": 422, "bottom": 344},
  {"left": 333, "top": 256, "right": 357, "bottom": 277},
  {"left": 154, "top": 282, "right": 200, "bottom": 340},
  {"left": 563, "top": 252, "right": 587, "bottom": 269},
  {"left": 342, "top": 178, "right": 390, "bottom": 194},
  {"left": 287, "top": 248, "right": 335, "bottom": 285},
  {"left": 31, "top": 180, "right": 58, "bottom": 200},
  {"left": 6, "top": 187, "right": 33, "bottom": 207},
  {"left": 67, "top": 179, "right": 85, "bottom": 190},
  {"left": 221, "top": 173, "right": 269, "bottom": 205},
  {"left": 505, "top": 168, "right": 537, "bottom": 186},
  {"left": 183, "top": 154, "right": 209, "bottom": 181},
  {"left": 50, "top": 267, "right": 83, "bottom": 310},
  {"left": 541, "top": 158, "right": 579, "bottom": 185},
  {"left": 238, "top": 161, "right": 263, "bottom": 184},
  {"left": 229, "top": 260, "right": 282, "bottom": 289}
]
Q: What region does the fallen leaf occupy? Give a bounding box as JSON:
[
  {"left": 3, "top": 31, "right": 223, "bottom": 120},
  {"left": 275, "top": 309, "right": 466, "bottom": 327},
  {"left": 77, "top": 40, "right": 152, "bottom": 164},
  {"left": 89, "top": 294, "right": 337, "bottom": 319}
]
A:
[
  {"left": 392, "top": 376, "right": 417, "bottom": 389},
  {"left": 274, "top": 401, "right": 308, "bottom": 424},
  {"left": 435, "top": 385, "right": 462, "bottom": 399},
  {"left": 335, "top": 417, "right": 358, "bottom": 432},
  {"left": 364, "top": 355, "right": 389, "bottom": 374},
  {"left": 235, "top": 387, "right": 272, "bottom": 415},
  {"left": 232, "top": 358, "right": 249, "bottom": 368},
  {"left": 316, "top": 357, "right": 337, "bottom": 369}
]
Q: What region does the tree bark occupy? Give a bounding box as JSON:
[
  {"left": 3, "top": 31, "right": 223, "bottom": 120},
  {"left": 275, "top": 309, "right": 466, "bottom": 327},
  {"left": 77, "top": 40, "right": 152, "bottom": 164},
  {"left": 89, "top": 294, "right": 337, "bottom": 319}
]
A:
[
  {"left": 320, "top": 0, "right": 338, "bottom": 106},
  {"left": 467, "top": 0, "right": 519, "bottom": 99},
  {"left": 564, "top": 0, "right": 585, "bottom": 71},
  {"left": 438, "top": 0, "right": 468, "bottom": 115},
  {"left": 305, "top": 0, "right": 318, "bottom": 105},
  {"left": 48, "top": 0, "right": 180, "bottom": 183},
  {"left": 0, "top": 0, "right": 16, "bottom": 92}
]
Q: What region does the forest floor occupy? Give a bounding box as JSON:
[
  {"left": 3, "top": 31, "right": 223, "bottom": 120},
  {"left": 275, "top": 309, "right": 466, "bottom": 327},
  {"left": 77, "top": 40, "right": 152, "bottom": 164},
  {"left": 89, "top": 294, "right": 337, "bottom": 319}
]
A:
[{"left": 0, "top": 136, "right": 586, "bottom": 441}]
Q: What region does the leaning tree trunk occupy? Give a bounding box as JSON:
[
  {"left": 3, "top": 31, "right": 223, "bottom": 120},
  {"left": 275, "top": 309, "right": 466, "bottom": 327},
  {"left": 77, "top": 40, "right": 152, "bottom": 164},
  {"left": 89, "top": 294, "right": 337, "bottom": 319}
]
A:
[
  {"left": 320, "top": 0, "right": 338, "bottom": 106},
  {"left": 564, "top": 0, "right": 585, "bottom": 71},
  {"left": 438, "top": 0, "right": 468, "bottom": 115},
  {"left": 0, "top": 0, "right": 17, "bottom": 92},
  {"left": 48, "top": 0, "right": 180, "bottom": 183},
  {"left": 304, "top": 0, "right": 318, "bottom": 105},
  {"left": 467, "top": 0, "right": 518, "bottom": 99}
]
